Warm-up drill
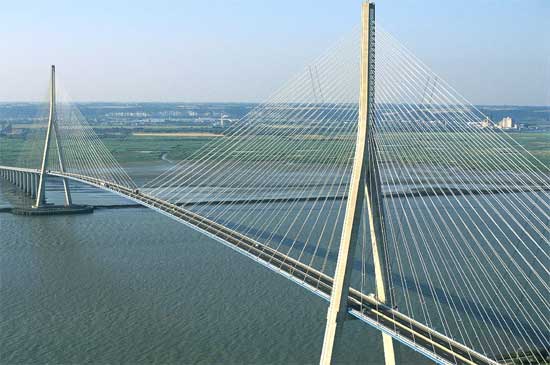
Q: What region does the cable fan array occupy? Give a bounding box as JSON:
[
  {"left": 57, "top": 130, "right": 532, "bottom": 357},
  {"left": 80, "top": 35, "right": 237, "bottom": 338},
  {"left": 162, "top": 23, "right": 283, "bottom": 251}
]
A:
[
  {"left": 51, "top": 86, "right": 136, "bottom": 189},
  {"left": 2, "top": 82, "right": 137, "bottom": 190},
  {"left": 360, "top": 28, "right": 549, "bottom": 360},
  {"left": 143, "top": 26, "right": 549, "bottom": 361},
  {"left": 1, "top": 21, "right": 547, "bottom": 363},
  {"left": 144, "top": 29, "right": 362, "bottom": 281}
]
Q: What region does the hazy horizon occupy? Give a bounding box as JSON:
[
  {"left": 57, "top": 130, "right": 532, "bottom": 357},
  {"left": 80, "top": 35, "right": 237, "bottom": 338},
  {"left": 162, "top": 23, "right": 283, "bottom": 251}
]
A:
[
  {"left": 1, "top": 0, "right": 549, "bottom": 106},
  {"left": 1, "top": 100, "right": 549, "bottom": 108}
]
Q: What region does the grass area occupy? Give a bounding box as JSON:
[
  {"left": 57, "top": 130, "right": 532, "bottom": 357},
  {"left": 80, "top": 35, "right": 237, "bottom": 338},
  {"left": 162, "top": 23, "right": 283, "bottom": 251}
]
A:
[
  {"left": 0, "top": 135, "right": 215, "bottom": 166},
  {"left": 376, "top": 131, "right": 549, "bottom": 170},
  {"left": 102, "top": 135, "right": 215, "bottom": 163},
  {"left": 1, "top": 131, "right": 548, "bottom": 171},
  {"left": 0, "top": 137, "right": 35, "bottom": 166},
  {"left": 508, "top": 132, "right": 550, "bottom": 166}
]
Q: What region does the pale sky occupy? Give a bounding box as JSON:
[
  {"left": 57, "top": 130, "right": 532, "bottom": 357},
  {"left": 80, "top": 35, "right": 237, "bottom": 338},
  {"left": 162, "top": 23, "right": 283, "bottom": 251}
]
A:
[{"left": 0, "top": 0, "right": 548, "bottom": 105}]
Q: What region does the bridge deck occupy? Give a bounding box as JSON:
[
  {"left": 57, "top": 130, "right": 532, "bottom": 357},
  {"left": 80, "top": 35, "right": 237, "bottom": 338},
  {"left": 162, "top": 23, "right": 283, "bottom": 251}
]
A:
[{"left": 0, "top": 166, "right": 499, "bottom": 365}]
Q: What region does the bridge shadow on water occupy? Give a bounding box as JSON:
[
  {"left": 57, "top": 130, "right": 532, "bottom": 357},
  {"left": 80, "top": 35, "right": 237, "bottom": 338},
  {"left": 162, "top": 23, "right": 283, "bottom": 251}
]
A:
[
  {"left": 3, "top": 176, "right": 545, "bottom": 351},
  {"left": 219, "top": 218, "right": 548, "bottom": 348}
]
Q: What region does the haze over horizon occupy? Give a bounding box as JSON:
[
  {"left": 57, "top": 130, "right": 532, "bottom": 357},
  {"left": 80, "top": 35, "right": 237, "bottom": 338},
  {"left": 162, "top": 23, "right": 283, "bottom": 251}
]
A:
[{"left": 1, "top": 0, "right": 549, "bottom": 106}]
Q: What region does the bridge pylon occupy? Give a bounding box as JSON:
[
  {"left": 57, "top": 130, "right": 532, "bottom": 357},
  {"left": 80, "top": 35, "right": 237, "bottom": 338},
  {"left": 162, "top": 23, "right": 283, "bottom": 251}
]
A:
[
  {"left": 320, "top": 2, "right": 395, "bottom": 365},
  {"left": 34, "top": 65, "right": 72, "bottom": 208}
]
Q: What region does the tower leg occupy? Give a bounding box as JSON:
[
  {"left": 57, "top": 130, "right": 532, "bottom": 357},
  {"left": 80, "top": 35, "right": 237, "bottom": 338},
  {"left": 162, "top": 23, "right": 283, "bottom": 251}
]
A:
[
  {"left": 52, "top": 117, "right": 72, "bottom": 206},
  {"left": 35, "top": 66, "right": 56, "bottom": 207},
  {"left": 35, "top": 65, "right": 71, "bottom": 207},
  {"left": 320, "top": 3, "right": 377, "bottom": 364},
  {"left": 320, "top": 3, "right": 394, "bottom": 364},
  {"left": 365, "top": 159, "right": 395, "bottom": 365}
]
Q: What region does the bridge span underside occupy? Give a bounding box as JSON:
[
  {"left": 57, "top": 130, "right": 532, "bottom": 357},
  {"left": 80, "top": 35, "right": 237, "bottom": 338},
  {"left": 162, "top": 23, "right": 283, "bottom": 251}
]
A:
[{"left": 0, "top": 166, "right": 501, "bottom": 365}]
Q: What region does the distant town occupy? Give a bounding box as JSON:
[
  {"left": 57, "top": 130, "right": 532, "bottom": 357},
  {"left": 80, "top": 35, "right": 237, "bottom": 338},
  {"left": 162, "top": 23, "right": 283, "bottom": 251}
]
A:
[
  {"left": 0, "top": 103, "right": 258, "bottom": 138},
  {"left": 0, "top": 102, "right": 548, "bottom": 138},
  {"left": 474, "top": 115, "right": 541, "bottom": 131}
]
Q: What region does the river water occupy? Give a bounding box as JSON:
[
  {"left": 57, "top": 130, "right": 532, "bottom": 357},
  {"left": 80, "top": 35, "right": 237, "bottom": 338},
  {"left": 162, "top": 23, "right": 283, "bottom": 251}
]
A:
[{"left": 0, "top": 173, "right": 429, "bottom": 364}]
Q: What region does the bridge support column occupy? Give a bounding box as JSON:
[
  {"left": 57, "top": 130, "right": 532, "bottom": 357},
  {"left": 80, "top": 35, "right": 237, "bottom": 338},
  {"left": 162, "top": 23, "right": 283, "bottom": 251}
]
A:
[
  {"left": 31, "top": 174, "right": 37, "bottom": 198},
  {"left": 320, "top": 3, "right": 395, "bottom": 365},
  {"left": 27, "top": 173, "right": 31, "bottom": 195},
  {"left": 35, "top": 65, "right": 72, "bottom": 208}
]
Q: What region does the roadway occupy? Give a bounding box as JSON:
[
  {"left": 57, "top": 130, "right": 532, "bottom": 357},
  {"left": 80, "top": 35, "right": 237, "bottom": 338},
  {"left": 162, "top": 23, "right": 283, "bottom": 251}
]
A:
[{"left": 0, "top": 166, "right": 499, "bottom": 365}]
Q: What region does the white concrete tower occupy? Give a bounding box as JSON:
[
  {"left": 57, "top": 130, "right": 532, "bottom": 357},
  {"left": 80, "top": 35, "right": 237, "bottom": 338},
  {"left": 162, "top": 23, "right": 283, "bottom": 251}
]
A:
[
  {"left": 320, "top": 2, "right": 395, "bottom": 365},
  {"left": 34, "top": 65, "right": 72, "bottom": 207}
]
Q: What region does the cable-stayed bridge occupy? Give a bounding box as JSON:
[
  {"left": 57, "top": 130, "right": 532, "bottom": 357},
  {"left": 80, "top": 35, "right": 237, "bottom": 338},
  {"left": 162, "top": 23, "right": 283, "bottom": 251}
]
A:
[{"left": 0, "top": 3, "right": 548, "bottom": 364}]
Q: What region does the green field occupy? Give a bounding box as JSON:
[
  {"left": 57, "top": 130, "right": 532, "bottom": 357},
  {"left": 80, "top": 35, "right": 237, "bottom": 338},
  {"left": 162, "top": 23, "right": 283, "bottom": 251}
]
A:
[
  {"left": 0, "top": 131, "right": 548, "bottom": 171},
  {"left": 103, "top": 135, "right": 215, "bottom": 163},
  {"left": 508, "top": 133, "right": 550, "bottom": 166}
]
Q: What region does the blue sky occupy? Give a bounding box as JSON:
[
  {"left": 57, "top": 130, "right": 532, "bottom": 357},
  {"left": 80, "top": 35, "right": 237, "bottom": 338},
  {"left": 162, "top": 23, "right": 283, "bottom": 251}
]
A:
[{"left": 0, "top": 0, "right": 548, "bottom": 105}]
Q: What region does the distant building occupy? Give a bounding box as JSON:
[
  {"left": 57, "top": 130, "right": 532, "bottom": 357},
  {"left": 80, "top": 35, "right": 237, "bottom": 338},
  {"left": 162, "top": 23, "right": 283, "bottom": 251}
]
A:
[
  {"left": 480, "top": 117, "right": 492, "bottom": 128},
  {"left": 497, "top": 116, "right": 517, "bottom": 129},
  {"left": 220, "top": 114, "right": 229, "bottom": 128}
]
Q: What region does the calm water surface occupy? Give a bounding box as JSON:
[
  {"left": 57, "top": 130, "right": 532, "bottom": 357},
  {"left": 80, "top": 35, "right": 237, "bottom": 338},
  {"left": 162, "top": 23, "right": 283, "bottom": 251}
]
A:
[{"left": 0, "top": 178, "right": 427, "bottom": 364}]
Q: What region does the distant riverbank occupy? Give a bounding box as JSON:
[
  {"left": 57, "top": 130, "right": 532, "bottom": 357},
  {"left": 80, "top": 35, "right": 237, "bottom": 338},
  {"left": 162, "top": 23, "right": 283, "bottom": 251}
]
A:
[{"left": 133, "top": 132, "right": 223, "bottom": 137}]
